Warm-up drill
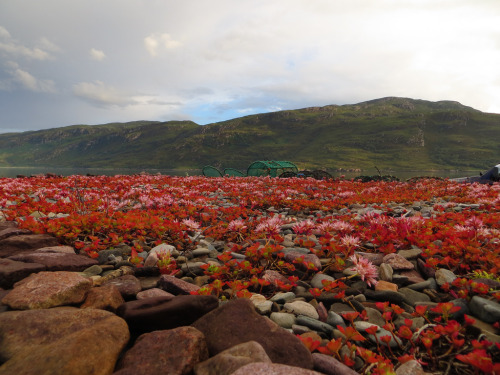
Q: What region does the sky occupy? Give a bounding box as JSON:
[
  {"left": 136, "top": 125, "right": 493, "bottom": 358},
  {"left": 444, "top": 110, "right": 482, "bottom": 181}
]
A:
[{"left": 1, "top": 0, "right": 500, "bottom": 133}]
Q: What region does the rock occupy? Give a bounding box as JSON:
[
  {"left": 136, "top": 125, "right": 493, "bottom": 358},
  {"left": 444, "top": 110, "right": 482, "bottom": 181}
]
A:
[
  {"left": 397, "top": 287, "right": 431, "bottom": 306},
  {"left": 0, "top": 226, "right": 31, "bottom": 241},
  {"left": 397, "top": 248, "right": 422, "bottom": 260},
  {"left": 115, "top": 327, "right": 208, "bottom": 375},
  {"left": 296, "top": 315, "right": 334, "bottom": 336},
  {"left": 364, "top": 289, "right": 407, "bottom": 305},
  {"left": 399, "top": 270, "right": 426, "bottom": 284},
  {"left": 326, "top": 311, "right": 346, "bottom": 328},
  {"left": 103, "top": 274, "right": 142, "bottom": 299},
  {"left": 0, "top": 258, "right": 46, "bottom": 289},
  {"left": 284, "top": 301, "right": 320, "bottom": 319},
  {"left": 192, "top": 298, "right": 314, "bottom": 369},
  {"left": 2, "top": 271, "right": 92, "bottom": 309},
  {"left": 261, "top": 270, "right": 291, "bottom": 288},
  {"left": 284, "top": 251, "right": 322, "bottom": 271},
  {"left": 8, "top": 252, "right": 98, "bottom": 272},
  {"left": 395, "top": 359, "right": 425, "bottom": 375},
  {"left": 80, "top": 284, "right": 125, "bottom": 312},
  {"left": 194, "top": 341, "right": 272, "bottom": 375},
  {"left": 117, "top": 295, "right": 219, "bottom": 335},
  {"left": 375, "top": 280, "right": 398, "bottom": 292},
  {"left": 434, "top": 268, "right": 457, "bottom": 286},
  {"left": 81, "top": 264, "right": 103, "bottom": 276},
  {"left": 0, "top": 307, "right": 129, "bottom": 375},
  {"left": 231, "top": 362, "right": 323, "bottom": 375},
  {"left": 269, "top": 291, "right": 296, "bottom": 304},
  {"left": 34, "top": 245, "right": 76, "bottom": 254},
  {"left": 270, "top": 312, "right": 297, "bottom": 329},
  {"left": 382, "top": 253, "right": 414, "bottom": 270},
  {"left": 379, "top": 263, "right": 393, "bottom": 281},
  {"left": 0, "top": 234, "right": 60, "bottom": 257},
  {"left": 136, "top": 287, "right": 174, "bottom": 300},
  {"left": 159, "top": 274, "right": 201, "bottom": 294},
  {"left": 310, "top": 273, "right": 336, "bottom": 289},
  {"left": 469, "top": 296, "right": 500, "bottom": 324},
  {"left": 312, "top": 353, "right": 359, "bottom": 375}
]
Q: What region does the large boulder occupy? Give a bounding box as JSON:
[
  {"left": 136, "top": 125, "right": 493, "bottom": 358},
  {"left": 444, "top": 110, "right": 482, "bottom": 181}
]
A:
[
  {"left": 191, "top": 298, "right": 314, "bottom": 369},
  {"left": 0, "top": 307, "right": 129, "bottom": 375},
  {"left": 8, "top": 252, "right": 98, "bottom": 272},
  {"left": 114, "top": 327, "right": 208, "bottom": 375},
  {"left": 1, "top": 271, "right": 92, "bottom": 309},
  {"left": 0, "top": 234, "right": 60, "bottom": 257},
  {"left": 0, "top": 258, "right": 46, "bottom": 289},
  {"left": 117, "top": 294, "right": 219, "bottom": 335}
]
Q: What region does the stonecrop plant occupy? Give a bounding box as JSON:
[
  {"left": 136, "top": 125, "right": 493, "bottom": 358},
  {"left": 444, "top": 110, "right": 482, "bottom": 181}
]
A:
[{"left": 0, "top": 174, "right": 499, "bottom": 374}]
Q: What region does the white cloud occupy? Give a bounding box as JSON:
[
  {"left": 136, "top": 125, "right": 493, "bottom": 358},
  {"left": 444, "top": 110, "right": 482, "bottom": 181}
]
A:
[
  {"left": 0, "top": 26, "right": 56, "bottom": 60},
  {"left": 89, "top": 48, "right": 106, "bottom": 61},
  {"left": 73, "top": 81, "right": 136, "bottom": 107},
  {"left": 0, "top": 26, "right": 11, "bottom": 39},
  {"left": 144, "top": 33, "right": 181, "bottom": 57},
  {"left": 12, "top": 68, "right": 56, "bottom": 93}
]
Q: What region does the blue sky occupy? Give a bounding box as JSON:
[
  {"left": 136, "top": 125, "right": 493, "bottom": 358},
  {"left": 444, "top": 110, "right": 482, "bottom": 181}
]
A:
[{"left": 1, "top": 0, "right": 499, "bottom": 133}]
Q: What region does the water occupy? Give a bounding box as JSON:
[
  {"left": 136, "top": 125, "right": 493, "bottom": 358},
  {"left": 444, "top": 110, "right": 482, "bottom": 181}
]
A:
[{"left": 0, "top": 167, "right": 480, "bottom": 180}]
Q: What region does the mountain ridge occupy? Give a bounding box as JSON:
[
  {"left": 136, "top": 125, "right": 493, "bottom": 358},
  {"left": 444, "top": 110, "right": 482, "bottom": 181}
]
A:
[{"left": 0, "top": 97, "right": 498, "bottom": 171}]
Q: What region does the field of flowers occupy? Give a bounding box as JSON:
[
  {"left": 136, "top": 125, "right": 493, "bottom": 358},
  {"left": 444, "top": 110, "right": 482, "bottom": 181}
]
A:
[{"left": 1, "top": 174, "right": 499, "bottom": 374}]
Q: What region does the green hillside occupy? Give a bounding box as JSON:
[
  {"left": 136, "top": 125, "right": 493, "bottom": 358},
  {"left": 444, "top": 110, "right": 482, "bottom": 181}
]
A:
[{"left": 0, "top": 97, "right": 498, "bottom": 171}]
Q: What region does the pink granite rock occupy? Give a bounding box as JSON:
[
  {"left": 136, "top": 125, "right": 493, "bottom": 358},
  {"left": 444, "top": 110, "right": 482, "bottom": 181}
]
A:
[
  {"left": 8, "top": 252, "right": 98, "bottom": 272},
  {"left": 159, "top": 274, "right": 200, "bottom": 294},
  {"left": 382, "top": 253, "right": 414, "bottom": 270},
  {"left": 0, "top": 258, "right": 46, "bottom": 289},
  {"left": 80, "top": 284, "right": 125, "bottom": 312},
  {"left": 231, "top": 363, "right": 323, "bottom": 375},
  {"left": 0, "top": 234, "right": 60, "bottom": 257},
  {"left": 1, "top": 271, "right": 92, "bottom": 309}
]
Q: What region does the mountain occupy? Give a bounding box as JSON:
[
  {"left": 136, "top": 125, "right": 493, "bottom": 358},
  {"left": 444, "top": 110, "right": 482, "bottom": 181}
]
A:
[{"left": 0, "top": 97, "right": 498, "bottom": 171}]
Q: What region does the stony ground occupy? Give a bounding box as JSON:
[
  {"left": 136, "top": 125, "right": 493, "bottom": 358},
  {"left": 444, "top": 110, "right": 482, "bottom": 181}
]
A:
[{"left": 0, "top": 204, "right": 499, "bottom": 375}]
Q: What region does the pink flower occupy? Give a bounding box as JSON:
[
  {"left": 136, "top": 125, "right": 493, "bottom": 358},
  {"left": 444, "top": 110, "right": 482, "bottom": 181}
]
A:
[
  {"left": 341, "top": 235, "right": 361, "bottom": 249},
  {"left": 348, "top": 254, "right": 378, "bottom": 287},
  {"left": 255, "top": 216, "right": 284, "bottom": 236},
  {"left": 292, "top": 219, "right": 315, "bottom": 235},
  {"left": 228, "top": 219, "right": 247, "bottom": 232},
  {"left": 182, "top": 218, "right": 200, "bottom": 231}
]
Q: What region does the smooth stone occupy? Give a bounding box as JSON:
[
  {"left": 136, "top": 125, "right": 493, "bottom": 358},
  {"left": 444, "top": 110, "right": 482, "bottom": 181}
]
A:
[
  {"left": 364, "top": 307, "right": 386, "bottom": 327},
  {"left": 397, "top": 248, "right": 422, "bottom": 260},
  {"left": 270, "top": 312, "right": 297, "bottom": 329},
  {"left": 270, "top": 291, "right": 296, "bottom": 304},
  {"left": 159, "top": 274, "right": 200, "bottom": 294},
  {"left": 326, "top": 311, "right": 347, "bottom": 328},
  {"left": 310, "top": 273, "right": 336, "bottom": 289},
  {"left": 81, "top": 264, "right": 103, "bottom": 276},
  {"left": 261, "top": 270, "right": 292, "bottom": 289},
  {"left": 80, "top": 284, "right": 125, "bottom": 312},
  {"left": 0, "top": 234, "right": 60, "bottom": 257},
  {"left": 284, "top": 301, "right": 319, "bottom": 319},
  {"left": 434, "top": 268, "right": 457, "bottom": 286},
  {"left": 118, "top": 295, "right": 219, "bottom": 335},
  {"left": 397, "top": 287, "right": 431, "bottom": 306},
  {"left": 399, "top": 270, "right": 426, "bottom": 284},
  {"left": 312, "top": 353, "right": 359, "bottom": 375},
  {"left": 114, "top": 327, "right": 208, "bottom": 375},
  {"left": 103, "top": 274, "right": 142, "bottom": 300},
  {"left": 364, "top": 289, "right": 407, "bottom": 305},
  {"left": 395, "top": 359, "right": 425, "bottom": 375},
  {"left": 0, "top": 307, "right": 129, "bottom": 375},
  {"left": 8, "top": 252, "right": 98, "bottom": 272},
  {"left": 136, "top": 288, "right": 174, "bottom": 300},
  {"left": 180, "top": 261, "right": 206, "bottom": 276},
  {"left": 1, "top": 271, "right": 92, "bottom": 310},
  {"left": 379, "top": 263, "right": 393, "bottom": 281},
  {"left": 295, "top": 315, "right": 334, "bottom": 336},
  {"left": 0, "top": 258, "right": 46, "bottom": 289},
  {"left": 382, "top": 253, "right": 414, "bottom": 270},
  {"left": 406, "top": 278, "right": 437, "bottom": 291},
  {"left": 469, "top": 296, "right": 500, "bottom": 324},
  {"left": 194, "top": 341, "right": 272, "bottom": 375},
  {"left": 375, "top": 280, "right": 398, "bottom": 292},
  {"left": 231, "top": 362, "right": 323, "bottom": 375},
  {"left": 191, "top": 298, "right": 314, "bottom": 369},
  {"left": 255, "top": 300, "right": 273, "bottom": 315}
]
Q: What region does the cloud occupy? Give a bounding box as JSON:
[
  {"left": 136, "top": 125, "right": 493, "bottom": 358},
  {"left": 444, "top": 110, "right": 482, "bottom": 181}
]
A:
[
  {"left": 73, "top": 81, "right": 137, "bottom": 107},
  {"left": 144, "top": 33, "right": 181, "bottom": 57},
  {"left": 89, "top": 48, "right": 106, "bottom": 61},
  {"left": 0, "top": 26, "right": 56, "bottom": 60},
  {"left": 11, "top": 67, "right": 56, "bottom": 93}
]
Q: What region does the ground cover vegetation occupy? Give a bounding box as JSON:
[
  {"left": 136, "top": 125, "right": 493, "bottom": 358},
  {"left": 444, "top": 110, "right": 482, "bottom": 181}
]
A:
[
  {"left": 0, "top": 97, "right": 498, "bottom": 170},
  {"left": 1, "top": 174, "right": 499, "bottom": 374}
]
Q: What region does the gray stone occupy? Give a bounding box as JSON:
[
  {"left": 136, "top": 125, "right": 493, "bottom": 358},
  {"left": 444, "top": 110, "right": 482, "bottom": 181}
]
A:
[
  {"left": 310, "top": 273, "right": 336, "bottom": 289},
  {"left": 326, "top": 311, "right": 346, "bottom": 328},
  {"left": 434, "top": 268, "right": 457, "bottom": 286},
  {"left": 398, "top": 287, "right": 431, "bottom": 306},
  {"left": 295, "top": 315, "right": 334, "bottom": 335},
  {"left": 270, "top": 312, "right": 297, "bottom": 329},
  {"left": 469, "top": 296, "right": 500, "bottom": 324},
  {"left": 270, "top": 291, "right": 296, "bottom": 304},
  {"left": 379, "top": 263, "right": 393, "bottom": 281},
  {"left": 284, "top": 301, "right": 319, "bottom": 319}
]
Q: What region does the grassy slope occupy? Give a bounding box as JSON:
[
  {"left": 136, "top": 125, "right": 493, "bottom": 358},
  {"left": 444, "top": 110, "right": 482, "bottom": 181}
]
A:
[{"left": 0, "top": 97, "right": 498, "bottom": 170}]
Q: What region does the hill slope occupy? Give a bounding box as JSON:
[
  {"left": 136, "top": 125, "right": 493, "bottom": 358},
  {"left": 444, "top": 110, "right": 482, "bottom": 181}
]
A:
[{"left": 0, "top": 97, "right": 498, "bottom": 171}]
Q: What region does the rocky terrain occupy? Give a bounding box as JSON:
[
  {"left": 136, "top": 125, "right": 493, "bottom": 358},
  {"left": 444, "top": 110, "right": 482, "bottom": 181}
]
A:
[{"left": 1, "top": 198, "right": 499, "bottom": 375}]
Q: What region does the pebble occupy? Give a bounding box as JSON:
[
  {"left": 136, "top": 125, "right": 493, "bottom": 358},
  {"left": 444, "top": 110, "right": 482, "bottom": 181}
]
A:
[{"left": 284, "top": 301, "right": 320, "bottom": 319}]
